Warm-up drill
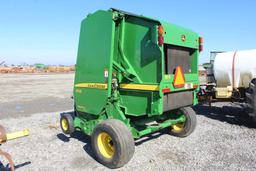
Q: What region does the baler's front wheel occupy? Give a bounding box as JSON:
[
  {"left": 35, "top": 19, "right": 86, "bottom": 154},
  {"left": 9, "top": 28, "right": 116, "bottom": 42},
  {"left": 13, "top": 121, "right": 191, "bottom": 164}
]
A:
[
  {"left": 169, "top": 107, "right": 197, "bottom": 137},
  {"left": 60, "top": 114, "right": 75, "bottom": 135},
  {"left": 91, "top": 119, "right": 135, "bottom": 169}
]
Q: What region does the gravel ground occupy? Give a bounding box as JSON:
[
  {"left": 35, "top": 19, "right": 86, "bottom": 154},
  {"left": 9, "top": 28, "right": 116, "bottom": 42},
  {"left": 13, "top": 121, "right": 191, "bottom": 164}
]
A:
[
  {"left": 1, "top": 102, "right": 256, "bottom": 171},
  {"left": 0, "top": 74, "right": 256, "bottom": 170},
  {"left": 0, "top": 73, "right": 74, "bottom": 119}
]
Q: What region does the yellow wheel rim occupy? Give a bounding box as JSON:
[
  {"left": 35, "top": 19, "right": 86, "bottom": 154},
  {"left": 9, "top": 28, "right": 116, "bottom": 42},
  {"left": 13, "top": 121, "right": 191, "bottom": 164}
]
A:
[
  {"left": 171, "top": 123, "right": 185, "bottom": 133},
  {"left": 97, "top": 132, "right": 115, "bottom": 158},
  {"left": 61, "top": 118, "right": 68, "bottom": 131}
]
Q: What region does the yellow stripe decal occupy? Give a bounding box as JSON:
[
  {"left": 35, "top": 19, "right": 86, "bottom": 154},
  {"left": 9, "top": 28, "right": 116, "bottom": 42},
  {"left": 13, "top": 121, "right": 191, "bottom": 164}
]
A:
[
  {"left": 75, "top": 83, "right": 108, "bottom": 89},
  {"left": 120, "top": 84, "right": 159, "bottom": 91},
  {"left": 75, "top": 83, "right": 159, "bottom": 91}
]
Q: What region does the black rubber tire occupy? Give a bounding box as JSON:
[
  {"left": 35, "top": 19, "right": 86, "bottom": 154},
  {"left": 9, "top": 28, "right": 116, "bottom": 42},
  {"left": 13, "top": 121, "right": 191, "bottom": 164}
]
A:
[
  {"left": 169, "top": 107, "right": 197, "bottom": 137},
  {"left": 246, "top": 79, "right": 256, "bottom": 124},
  {"left": 60, "top": 114, "right": 75, "bottom": 135},
  {"left": 91, "top": 119, "right": 135, "bottom": 169}
]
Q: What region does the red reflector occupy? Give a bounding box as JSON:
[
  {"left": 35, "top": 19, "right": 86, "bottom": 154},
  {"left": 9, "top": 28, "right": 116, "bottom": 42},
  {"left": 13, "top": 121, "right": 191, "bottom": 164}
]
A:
[
  {"left": 158, "top": 35, "right": 164, "bottom": 46},
  {"left": 162, "top": 88, "right": 170, "bottom": 93},
  {"left": 193, "top": 85, "right": 198, "bottom": 89},
  {"left": 199, "top": 37, "right": 203, "bottom": 52},
  {"left": 199, "top": 45, "right": 203, "bottom": 52},
  {"left": 158, "top": 25, "right": 164, "bottom": 46}
]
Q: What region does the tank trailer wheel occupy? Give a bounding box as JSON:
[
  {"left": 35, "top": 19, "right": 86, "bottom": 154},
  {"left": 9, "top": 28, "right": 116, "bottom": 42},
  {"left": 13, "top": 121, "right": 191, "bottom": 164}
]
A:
[
  {"left": 60, "top": 114, "right": 75, "bottom": 135},
  {"left": 246, "top": 79, "right": 256, "bottom": 124},
  {"left": 169, "top": 107, "right": 197, "bottom": 137},
  {"left": 91, "top": 119, "right": 135, "bottom": 169}
]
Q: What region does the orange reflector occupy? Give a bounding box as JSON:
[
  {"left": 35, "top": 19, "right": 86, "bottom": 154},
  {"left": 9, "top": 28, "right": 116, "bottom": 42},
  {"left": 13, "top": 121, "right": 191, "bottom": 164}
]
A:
[
  {"left": 199, "top": 37, "right": 203, "bottom": 44},
  {"left": 158, "top": 25, "right": 165, "bottom": 35},
  {"left": 173, "top": 66, "right": 185, "bottom": 88}
]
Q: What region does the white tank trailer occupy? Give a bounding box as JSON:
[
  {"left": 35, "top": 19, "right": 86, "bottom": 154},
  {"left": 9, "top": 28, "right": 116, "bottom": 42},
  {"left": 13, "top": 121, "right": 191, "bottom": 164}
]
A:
[
  {"left": 201, "top": 49, "right": 256, "bottom": 124},
  {"left": 214, "top": 49, "right": 256, "bottom": 88}
]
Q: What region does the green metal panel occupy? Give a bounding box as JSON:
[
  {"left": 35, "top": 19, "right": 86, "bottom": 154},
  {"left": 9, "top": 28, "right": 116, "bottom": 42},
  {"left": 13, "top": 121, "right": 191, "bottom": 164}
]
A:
[
  {"left": 115, "top": 17, "right": 199, "bottom": 117},
  {"left": 74, "top": 10, "right": 115, "bottom": 115},
  {"left": 161, "top": 21, "right": 199, "bottom": 49},
  {"left": 119, "top": 90, "right": 162, "bottom": 116},
  {"left": 122, "top": 17, "right": 162, "bottom": 83},
  {"left": 119, "top": 91, "right": 151, "bottom": 116},
  {"left": 114, "top": 16, "right": 163, "bottom": 117}
]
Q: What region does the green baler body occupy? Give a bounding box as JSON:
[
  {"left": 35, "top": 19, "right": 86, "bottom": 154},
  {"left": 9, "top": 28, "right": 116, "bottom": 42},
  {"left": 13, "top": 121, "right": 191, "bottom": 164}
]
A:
[{"left": 74, "top": 9, "right": 200, "bottom": 138}]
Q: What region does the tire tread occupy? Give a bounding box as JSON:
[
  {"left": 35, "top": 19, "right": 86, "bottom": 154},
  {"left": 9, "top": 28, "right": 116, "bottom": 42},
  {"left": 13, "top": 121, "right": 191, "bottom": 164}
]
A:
[
  {"left": 246, "top": 79, "right": 256, "bottom": 125},
  {"left": 91, "top": 119, "right": 135, "bottom": 169},
  {"left": 169, "top": 107, "right": 197, "bottom": 138}
]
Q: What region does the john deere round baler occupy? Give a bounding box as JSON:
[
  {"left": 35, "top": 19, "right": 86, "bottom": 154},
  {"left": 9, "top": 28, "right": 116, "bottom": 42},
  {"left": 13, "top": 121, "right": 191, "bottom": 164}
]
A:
[{"left": 60, "top": 8, "right": 202, "bottom": 168}]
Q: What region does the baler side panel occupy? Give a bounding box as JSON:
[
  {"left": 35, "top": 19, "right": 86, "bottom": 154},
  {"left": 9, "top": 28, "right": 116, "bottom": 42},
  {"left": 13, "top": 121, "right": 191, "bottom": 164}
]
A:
[
  {"left": 74, "top": 10, "right": 115, "bottom": 115},
  {"left": 122, "top": 17, "right": 162, "bottom": 84},
  {"left": 116, "top": 16, "right": 163, "bottom": 116},
  {"left": 120, "top": 90, "right": 162, "bottom": 116}
]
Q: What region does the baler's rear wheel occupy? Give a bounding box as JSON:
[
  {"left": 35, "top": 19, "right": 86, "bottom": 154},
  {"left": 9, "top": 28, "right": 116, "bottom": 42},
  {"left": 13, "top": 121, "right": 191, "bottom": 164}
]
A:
[
  {"left": 169, "top": 107, "right": 197, "bottom": 137},
  {"left": 91, "top": 119, "right": 135, "bottom": 169},
  {"left": 60, "top": 114, "right": 75, "bottom": 135},
  {"left": 246, "top": 79, "right": 256, "bottom": 125}
]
